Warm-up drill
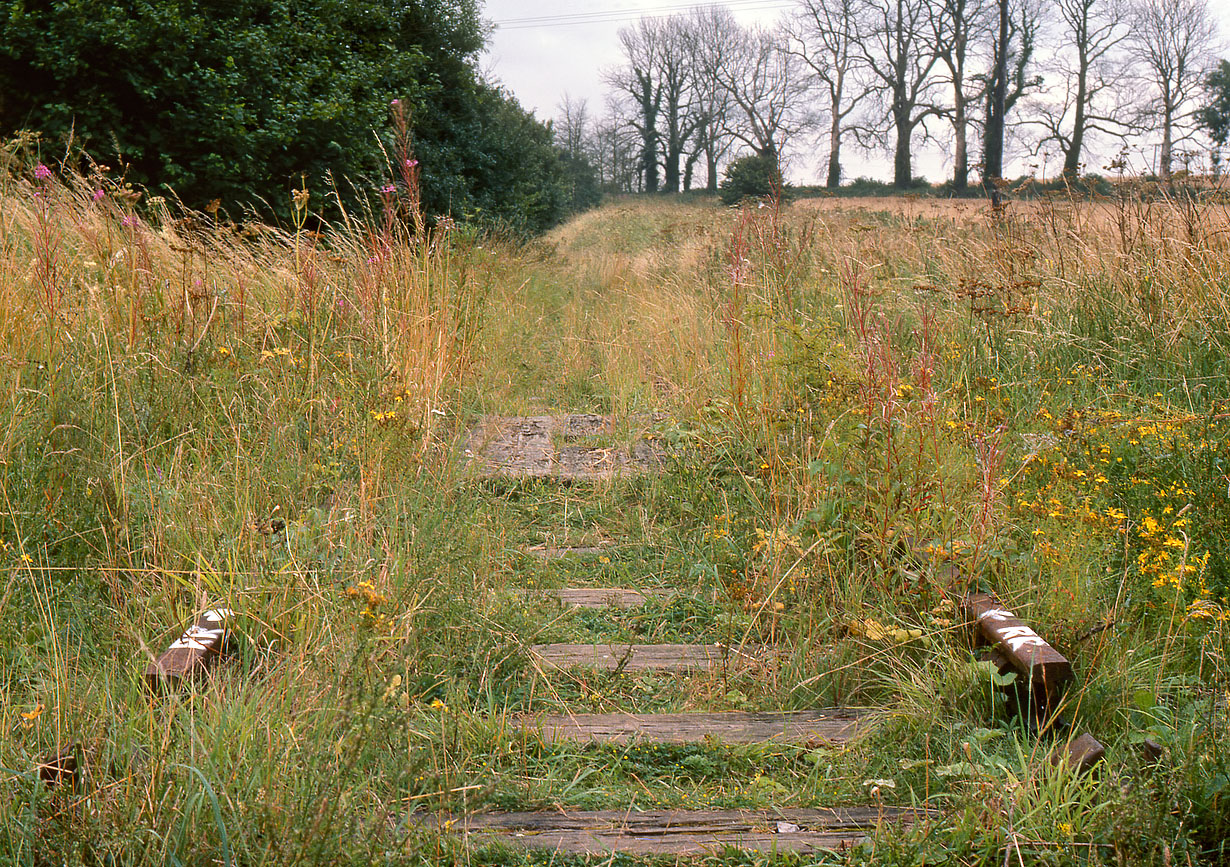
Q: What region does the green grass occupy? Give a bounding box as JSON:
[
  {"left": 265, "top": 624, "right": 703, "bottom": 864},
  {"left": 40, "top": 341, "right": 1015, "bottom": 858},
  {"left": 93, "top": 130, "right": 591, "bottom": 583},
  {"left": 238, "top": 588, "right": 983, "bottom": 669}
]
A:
[{"left": 2, "top": 161, "right": 1230, "bottom": 865}]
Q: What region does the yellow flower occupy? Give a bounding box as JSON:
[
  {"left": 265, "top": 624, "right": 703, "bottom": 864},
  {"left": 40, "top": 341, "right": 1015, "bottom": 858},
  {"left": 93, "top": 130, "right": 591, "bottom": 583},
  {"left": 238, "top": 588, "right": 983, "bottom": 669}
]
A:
[{"left": 20, "top": 703, "right": 44, "bottom": 727}]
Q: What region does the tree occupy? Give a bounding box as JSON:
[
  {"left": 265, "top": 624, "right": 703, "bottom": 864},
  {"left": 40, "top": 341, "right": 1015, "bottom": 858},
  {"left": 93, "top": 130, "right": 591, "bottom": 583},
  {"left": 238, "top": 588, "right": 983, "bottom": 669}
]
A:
[
  {"left": 1199, "top": 59, "right": 1230, "bottom": 173},
  {"left": 983, "top": 0, "right": 1010, "bottom": 192},
  {"left": 592, "top": 100, "right": 642, "bottom": 193},
  {"left": 0, "top": 0, "right": 574, "bottom": 232},
  {"left": 982, "top": 0, "right": 1042, "bottom": 192},
  {"left": 685, "top": 7, "right": 741, "bottom": 191},
  {"left": 784, "top": 0, "right": 871, "bottom": 188},
  {"left": 1030, "top": 0, "right": 1133, "bottom": 178},
  {"left": 932, "top": 0, "right": 994, "bottom": 189},
  {"left": 696, "top": 13, "right": 803, "bottom": 168},
  {"left": 860, "top": 0, "right": 944, "bottom": 187},
  {"left": 1127, "top": 0, "right": 1218, "bottom": 180},
  {"left": 682, "top": 59, "right": 735, "bottom": 191},
  {"left": 652, "top": 16, "right": 705, "bottom": 194},
  {"left": 553, "top": 95, "right": 603, "bottom": 216},
  {"left": 556, "top": 94, "right": 592, "bottom": 161},
  {"left": 606, "top": 19, "right": 664, "bottom": 193},
  {"left": 718, "top": 152, "right": 786, "bottom": 205},
  {"left": 457, "top": 84, "right": 580, "bottom": 234}
]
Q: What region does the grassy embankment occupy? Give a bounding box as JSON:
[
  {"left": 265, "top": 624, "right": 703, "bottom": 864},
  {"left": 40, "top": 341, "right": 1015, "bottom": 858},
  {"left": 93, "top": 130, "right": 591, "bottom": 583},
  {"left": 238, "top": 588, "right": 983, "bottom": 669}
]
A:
[{"left": 1, "top": 152, "right": 1229, "bottom": 865}]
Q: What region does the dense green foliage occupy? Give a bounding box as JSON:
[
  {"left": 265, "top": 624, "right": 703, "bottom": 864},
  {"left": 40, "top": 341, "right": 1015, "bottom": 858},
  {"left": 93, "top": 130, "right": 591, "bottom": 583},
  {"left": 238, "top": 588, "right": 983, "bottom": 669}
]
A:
[
  {"left": 0, "top": 0, "right": 589, "bottom": 232},
  {"left": 1199, "top": 59, "right": 1230, "bottom": 168},
  {"left": 718, "top": 152, "right": 787, "bottom": 205}
]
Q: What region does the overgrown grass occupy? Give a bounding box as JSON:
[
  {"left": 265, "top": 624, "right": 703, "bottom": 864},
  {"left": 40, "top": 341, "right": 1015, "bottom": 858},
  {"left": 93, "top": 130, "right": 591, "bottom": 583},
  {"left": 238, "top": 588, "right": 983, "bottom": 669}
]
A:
[{"left": 2, "top": 149, "right": 1229, "bottom": 865}]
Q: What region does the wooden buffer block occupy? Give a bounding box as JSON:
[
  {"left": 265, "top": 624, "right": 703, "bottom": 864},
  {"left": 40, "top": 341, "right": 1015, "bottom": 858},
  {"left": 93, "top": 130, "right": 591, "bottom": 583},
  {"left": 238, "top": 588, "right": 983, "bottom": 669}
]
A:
[
  {"left": 145, "top": 607, "right": 234, "bottom": 692},
  {"left": 1050, "top": 732, "right": 1105, "bottom": 774},
  {"left": 963, "top": 593, "right": 1072, "bottom": 723},
  {"left": 37, "top": 742, "right": 79, "bottom": 788}
]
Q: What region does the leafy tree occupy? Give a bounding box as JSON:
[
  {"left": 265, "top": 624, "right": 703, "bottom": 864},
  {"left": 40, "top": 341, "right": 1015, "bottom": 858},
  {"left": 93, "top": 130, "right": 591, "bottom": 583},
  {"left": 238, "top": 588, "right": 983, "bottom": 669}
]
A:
[
  {"left": 1198, "top": 59, "right": 1230, "bottom": 172},
  {"left": 440, "top": 83, "right": 583, "bottom": 236},
  {"left": 0, "top": 0, "right": 589, "bottom": 233}
]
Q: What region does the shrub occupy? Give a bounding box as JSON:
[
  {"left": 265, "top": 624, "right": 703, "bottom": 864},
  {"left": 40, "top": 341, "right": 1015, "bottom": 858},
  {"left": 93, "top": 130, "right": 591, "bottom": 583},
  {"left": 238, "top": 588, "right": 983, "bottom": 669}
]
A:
[
  {"left": 0, "top": 0, "right": 594, "bottom": 233},
  {"left": 718, "top": 152, "right": 788, "bottom": 205}
]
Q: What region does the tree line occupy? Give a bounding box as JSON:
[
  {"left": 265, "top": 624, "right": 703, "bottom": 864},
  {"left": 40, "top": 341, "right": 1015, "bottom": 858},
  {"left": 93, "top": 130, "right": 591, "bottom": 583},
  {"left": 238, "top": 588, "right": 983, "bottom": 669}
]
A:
[{"left": 560, "top": 0, "right": 1229, "bottom": 195}]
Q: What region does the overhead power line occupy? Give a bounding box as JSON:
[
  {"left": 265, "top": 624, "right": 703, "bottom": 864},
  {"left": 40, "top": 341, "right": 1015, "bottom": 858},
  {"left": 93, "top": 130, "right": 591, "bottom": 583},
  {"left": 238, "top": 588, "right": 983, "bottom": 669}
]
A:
[{"left": 493, "top": 0, "right": 794, "bottom": 30}]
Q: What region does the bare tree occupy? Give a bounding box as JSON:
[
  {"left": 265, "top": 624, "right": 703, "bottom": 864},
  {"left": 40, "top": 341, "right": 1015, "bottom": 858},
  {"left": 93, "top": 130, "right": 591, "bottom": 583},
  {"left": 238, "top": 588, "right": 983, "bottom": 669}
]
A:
[
  {"left": 983, "top": 0, "right": 1042, "bottom": 192},
  {"left": 1030, "top": 0, "right": 1133, "bottom": 178},
  {"left": 784, "top": 0, "right": 871, "bottom": 188},
  {"left": 686, "top": 7, "right": 742, "bottom": 190},
  {"left": 859, "top": 0, "right": 944, "bottom": 188},
  {"left": 556, "top": 93, "right": 591, "bottom": 161},
  {"left": 931, "top": 0, "right": 994, "bottom": 189},
  {"left": 654, "top": 16, "right": 703, "bottom": 193},
  {"left": 696, "top": 11, "right": 804, "bottom": 165},
  {"left": 606, "top": 19, "right": 664, "bottom": 192},
  {"left": 683, "top": 72, "right": 735, "bottom": 191},
  {"left": 1127, "top": 0, "right": 1219, "bottom": 179},
  {"left": 593, "top": 97, "right": 642, "bottom": 192}
]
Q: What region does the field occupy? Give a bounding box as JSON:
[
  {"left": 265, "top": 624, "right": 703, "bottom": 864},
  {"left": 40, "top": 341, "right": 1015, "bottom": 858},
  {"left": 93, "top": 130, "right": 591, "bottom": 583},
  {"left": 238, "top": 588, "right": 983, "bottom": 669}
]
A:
[{"left": 2, "top": 158, "right": 1229, "bottom": 866}]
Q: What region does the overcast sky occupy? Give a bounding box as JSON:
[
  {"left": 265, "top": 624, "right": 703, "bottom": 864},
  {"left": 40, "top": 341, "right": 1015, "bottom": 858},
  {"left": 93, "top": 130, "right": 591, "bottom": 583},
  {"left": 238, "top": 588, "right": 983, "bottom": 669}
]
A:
[{"left": 482, "top": 0, "right": 1230, "bottom": 186}]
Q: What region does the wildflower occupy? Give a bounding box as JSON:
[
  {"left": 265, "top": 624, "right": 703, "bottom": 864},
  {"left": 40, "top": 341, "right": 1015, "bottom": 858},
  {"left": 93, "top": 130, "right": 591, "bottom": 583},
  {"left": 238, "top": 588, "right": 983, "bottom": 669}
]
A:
[
  {"left": 381, "top": 184, "right": 396, "bottom": 194},
  {"left": 93, "top": 189, "right": 105, "bottom": 201},
  {"left": 34, "top": 164, "right": 52, "bottom": 180},
  {"left": 20, "top": 703, "right": 44, "bottom": 727},
  {"left": 122, "top": 215, "right": 138, "bottom": 228},
  {"left": 405, "top": 158, "right": 418, "bottom": 168},
  {"left": 382, "top": 674, "right": 403, "bottom": 701}
]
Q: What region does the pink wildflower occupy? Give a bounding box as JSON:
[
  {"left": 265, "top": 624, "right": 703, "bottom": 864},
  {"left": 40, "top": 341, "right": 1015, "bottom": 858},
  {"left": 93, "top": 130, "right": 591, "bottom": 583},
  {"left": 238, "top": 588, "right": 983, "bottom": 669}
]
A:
[
  {"left": 381, "top": 184, "right": 396, "bottom": 194},
  {"left": 122, "top": 215, "right": 138, "bottom": 228},
  {"left": 93, "top": 189, "right": 105, "bottom": 202},
  {"left": 34, "top": 164, "right": 52, "bottom": 180}
]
